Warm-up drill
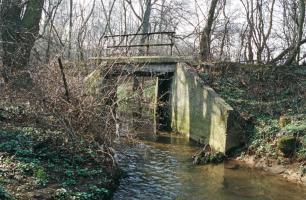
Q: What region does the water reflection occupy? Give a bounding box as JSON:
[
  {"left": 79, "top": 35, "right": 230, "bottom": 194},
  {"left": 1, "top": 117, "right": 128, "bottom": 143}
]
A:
[{"left": 113, "top": 134, "right": 306, "bottom": 200}]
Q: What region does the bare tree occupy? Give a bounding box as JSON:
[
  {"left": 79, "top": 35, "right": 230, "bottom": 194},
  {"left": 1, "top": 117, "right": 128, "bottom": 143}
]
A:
[
  {"left": 200, "top": 0, "right": 219, "bottom": 61},
  {"left": 141, "top": 0, "right": 152, "bottom": 39},
  {"left": 0, "top": 0, "right": 45, "bottom": 83},
  {"left": 255, "top": 0, "right": 276, "bottom": 63},
  {"left": 76, "top": 0, "right": 96, "bottom": 61},
  {"left": 285, "top": 0, "right": 305, "bottom": 65},
  {"left": 219, "top": 0, "right": 229, "bottom": 60},
  {"left": 44, "top": 0, "right": 63, "bottom": 63},
  {"left": 68, "top": 0, "right": 73, "bottom": 59},
  {"left": 240, "top": 0, "right": 255, "bottom": 63}
]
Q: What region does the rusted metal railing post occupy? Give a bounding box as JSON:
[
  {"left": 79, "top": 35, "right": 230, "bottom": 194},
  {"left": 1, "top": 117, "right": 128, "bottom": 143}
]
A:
[
  {"left": 125, "top": 35, "right": 129, "bottom": 56},
  {"left": 170, "top": 33, "right": 174, "bottom": 56},
  {"left": 146, "top": 33, "right": 150, "bottom": 55}
]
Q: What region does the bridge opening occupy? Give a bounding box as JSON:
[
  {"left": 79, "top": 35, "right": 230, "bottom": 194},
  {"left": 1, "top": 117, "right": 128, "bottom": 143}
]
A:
[
  {"left": 115, "top": 74, "right": 173, "bottom": 139},
  {"left": 156, "top": 72, "right": 173, "bottom": 131}
]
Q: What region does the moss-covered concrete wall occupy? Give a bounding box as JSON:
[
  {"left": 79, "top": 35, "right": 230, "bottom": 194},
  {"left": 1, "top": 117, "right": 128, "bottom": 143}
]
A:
[{"left": 171, "top": 63, "right": 245, "bottom": 153}]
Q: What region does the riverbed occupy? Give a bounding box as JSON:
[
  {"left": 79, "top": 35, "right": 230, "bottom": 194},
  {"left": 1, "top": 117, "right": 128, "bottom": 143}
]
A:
[{"left": 113, "top": 133, "right": 306, "bottom": 200}]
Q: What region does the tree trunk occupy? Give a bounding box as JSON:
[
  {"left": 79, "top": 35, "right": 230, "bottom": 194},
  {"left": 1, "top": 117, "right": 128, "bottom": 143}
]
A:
[
  {"left": 219, "top": 0, "right": 228, "bottom": 60},
  {"left": 0, "top": 0, "right": 44, "bottom": 84},
  {"left": 139, "top": 0, "right": 152, "bottom": 55},
  {"left": 68, "top": 0, "right": 73, "bottom": 60},
  {"left": 285, "top": 0, "right": 305, "bottom": 65},
  {"left": 200, "top": 0, "right": 219, "bottom": 61}
]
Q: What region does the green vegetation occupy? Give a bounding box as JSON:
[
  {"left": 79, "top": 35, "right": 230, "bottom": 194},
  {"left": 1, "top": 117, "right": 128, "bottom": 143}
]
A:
[
  {"left": 0, "top": 128, "right": 118, "bottom": 199},
  {"left": 200, "top": 65, "right": 306, "bottom": 161},
  {"left": 0, "top": 186, "right": 15, "bottom": 200}
]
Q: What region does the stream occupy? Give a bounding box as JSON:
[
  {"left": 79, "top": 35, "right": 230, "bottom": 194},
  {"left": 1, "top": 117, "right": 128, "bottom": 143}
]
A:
[
  {"left": 114, "top": 81, "right": 306, "bottom": 200},
  {"left": 113, "top": 133, "right": 306, "bottom": 200}
]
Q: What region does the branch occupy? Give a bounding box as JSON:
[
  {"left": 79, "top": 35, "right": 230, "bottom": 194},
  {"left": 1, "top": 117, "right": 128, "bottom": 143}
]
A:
[
  {"left": 125, "top": 0, "right": 142, "bottom": 21},
  {"left": 269, "top": 38, "right": 306, "bottom": 64}
]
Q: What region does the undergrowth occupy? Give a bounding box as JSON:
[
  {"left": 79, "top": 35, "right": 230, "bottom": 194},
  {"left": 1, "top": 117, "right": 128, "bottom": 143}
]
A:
[
  {"left": 0, "top": 60, "right": 122, "bottom": 199},
  {"left": 0, "top": 128, "right": 119, "bottom": 199},
  {"left": 199, "top": 64, "right": 306, "bottom": 161}
]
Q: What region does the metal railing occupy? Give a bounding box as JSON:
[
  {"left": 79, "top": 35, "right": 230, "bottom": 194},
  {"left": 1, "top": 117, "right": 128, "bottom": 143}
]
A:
[{"left": 103, "top": 31, "right": 175, "bottom": 56}]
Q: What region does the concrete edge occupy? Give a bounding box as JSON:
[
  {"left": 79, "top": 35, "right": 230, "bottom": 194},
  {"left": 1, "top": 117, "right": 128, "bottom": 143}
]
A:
[
  {"left": 90, "top": 56, "right": 195, "bottom": 64},
  {"left": 178, "top": 63, "right": 234, "bottom": 111}
]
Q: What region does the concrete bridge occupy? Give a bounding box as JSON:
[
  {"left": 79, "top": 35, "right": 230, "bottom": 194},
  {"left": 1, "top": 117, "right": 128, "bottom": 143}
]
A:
[{"left": 88, "top": 56, "right": 245, "bottom": 154}]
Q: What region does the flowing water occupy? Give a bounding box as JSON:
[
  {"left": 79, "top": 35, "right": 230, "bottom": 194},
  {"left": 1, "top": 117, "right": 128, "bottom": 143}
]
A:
[
  {"left": 114, "top": 80, "right": 306, "bottom": 199},
  {"left": 113, "top": 133, "right": 306, "bottom": 200}
]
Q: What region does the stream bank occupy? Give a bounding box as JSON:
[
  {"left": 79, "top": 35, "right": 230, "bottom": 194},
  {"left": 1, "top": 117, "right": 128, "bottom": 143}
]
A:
[
  {"left": 199, "top": 63, "right": 306, "bottom": 186},
  {"left": 236, "top": 155, "right": 306, "bottom": 186}
]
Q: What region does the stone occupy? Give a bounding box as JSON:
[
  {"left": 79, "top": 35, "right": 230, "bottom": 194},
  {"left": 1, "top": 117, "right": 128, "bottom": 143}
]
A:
[
  {"left": 276, "top": 130, "right": 289, "bottom": 138},
  {"left": 277, "top": 136, "right": 296, "bottom": 157},
  {"left": 192, "top": 146, "right": 225, "bottom": 165},
  {"left": 268, "top": 165, "right": 286, "bottom": 174},
  {"left": 301, "top": 175, "right": 306, "bottom": 185},
  {"left": 279, "top": 116, "right": 291, "bottom": 128}
]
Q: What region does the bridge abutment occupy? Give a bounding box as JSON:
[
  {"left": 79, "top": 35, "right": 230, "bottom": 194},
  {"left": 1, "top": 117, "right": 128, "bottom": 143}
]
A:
[
  {"left": 87, "top": 56, "right": 245, "bottom": 154},
  {"left": 171, "top": 63, "right": 245, "bottom": 153}
]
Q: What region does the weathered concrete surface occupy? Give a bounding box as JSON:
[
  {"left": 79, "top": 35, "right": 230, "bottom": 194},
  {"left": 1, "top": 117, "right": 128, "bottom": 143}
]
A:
[
  {"left": 90, "top": 56, "right": 194, "bottom": 64},
  {"left": 171, "top": 63, "right": 245, "bottom": 153},
  {"left": 122, "top": 63, "right": 176, "bottom": 75},
  {"left": 90, "top": 56, "right": 194, "bottom": 75}
]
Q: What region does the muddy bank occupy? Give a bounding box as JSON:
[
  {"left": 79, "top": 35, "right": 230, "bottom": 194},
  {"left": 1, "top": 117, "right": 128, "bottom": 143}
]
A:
[
  {"left": 197, "top": 63, "right": 306, "bottom": 186},
  {"left": 236, "top": 155, "right": 306, "bottom": 186}
]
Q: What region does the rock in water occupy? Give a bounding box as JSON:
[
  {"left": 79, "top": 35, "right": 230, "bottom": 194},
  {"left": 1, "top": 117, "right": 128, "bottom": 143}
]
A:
[{"left": 192, "top": 146, "right": 225, "bottom": 165}]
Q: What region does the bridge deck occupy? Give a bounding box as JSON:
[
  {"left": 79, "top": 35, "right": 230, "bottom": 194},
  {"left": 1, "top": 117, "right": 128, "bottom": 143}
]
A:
[
  {"left": 90, "top": 56, "right": 195, "bottom": 76},
  {"left": 90, "top": 56, "right": 194, "bottom": 64}
]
